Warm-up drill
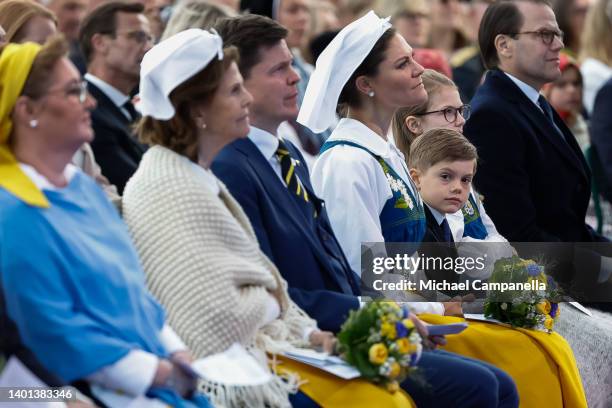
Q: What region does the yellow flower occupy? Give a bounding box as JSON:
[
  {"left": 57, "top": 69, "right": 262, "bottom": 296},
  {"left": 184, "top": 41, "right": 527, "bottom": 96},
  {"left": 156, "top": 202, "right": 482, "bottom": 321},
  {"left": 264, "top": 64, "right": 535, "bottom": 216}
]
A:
[
  {"left": 402, "top": 318, "right": 414, "bottom": 329},
  {"left": 381, "top": 322, "right": 397, "bottom": 340},
  {"left": 396, "top": 338, "right": 411, "bottom": 354},
  {"left": 389, "top": 362, "right": 401, "bottom": 378},
  {"left": 387, "top": 381, "right": 399, "bottom": 393},
  {"left": 544, "top": 316, "right": 554, "bottom": 331},
  {"left": 369, "top": 343, "right": 388, "bottom": 365},
  {"left": 536, "top": 300, "right": 551, "bottom": 315}
]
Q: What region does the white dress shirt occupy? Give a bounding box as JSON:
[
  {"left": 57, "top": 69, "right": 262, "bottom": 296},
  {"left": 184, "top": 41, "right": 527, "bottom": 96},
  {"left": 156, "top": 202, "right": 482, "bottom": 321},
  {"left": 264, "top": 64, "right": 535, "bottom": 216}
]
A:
[
  {"left": 446, "top": 187, "right": 506, "bottom": 243},
  {"left": 248, "top": 126, "right": 283, "bottom": 180},
  {"left": 248, "top": 125, "right": 313, "bottom": 184}
]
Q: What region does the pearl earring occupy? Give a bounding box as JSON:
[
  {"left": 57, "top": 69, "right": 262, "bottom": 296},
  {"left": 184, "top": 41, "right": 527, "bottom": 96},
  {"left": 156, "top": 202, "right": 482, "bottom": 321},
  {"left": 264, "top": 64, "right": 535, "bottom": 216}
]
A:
[
  {"left": 29, "top": 119, "right": 38, "bottom": 128},
  {"left": 202, "top": 122, "right": 207, "bottom": 129},
  {"left": 368, "top": 91, "right": 375, "bottom": 98}
]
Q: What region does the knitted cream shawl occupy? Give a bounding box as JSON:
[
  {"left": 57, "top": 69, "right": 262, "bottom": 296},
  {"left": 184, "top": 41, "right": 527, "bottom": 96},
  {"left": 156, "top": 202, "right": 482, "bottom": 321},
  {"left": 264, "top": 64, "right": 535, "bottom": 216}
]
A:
[{"left": 122, "top": 145, "right": 317, "bottom": 407}]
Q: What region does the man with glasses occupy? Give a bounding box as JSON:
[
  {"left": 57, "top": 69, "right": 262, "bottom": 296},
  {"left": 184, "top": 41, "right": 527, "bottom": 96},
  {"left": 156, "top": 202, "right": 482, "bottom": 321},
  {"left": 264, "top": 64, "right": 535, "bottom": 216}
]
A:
[
  {"left": 465, "top": 0, "right": 612, "bottom": 309},
  {"left": 79, "top": 1, "right": 152, "bottom": 193}
]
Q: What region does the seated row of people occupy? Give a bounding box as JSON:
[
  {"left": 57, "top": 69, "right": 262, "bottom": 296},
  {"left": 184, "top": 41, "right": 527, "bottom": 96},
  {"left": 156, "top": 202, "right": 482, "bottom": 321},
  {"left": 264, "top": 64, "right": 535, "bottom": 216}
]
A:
[{"left": 0, "top": 5, "right": 596, "bottom": 408}]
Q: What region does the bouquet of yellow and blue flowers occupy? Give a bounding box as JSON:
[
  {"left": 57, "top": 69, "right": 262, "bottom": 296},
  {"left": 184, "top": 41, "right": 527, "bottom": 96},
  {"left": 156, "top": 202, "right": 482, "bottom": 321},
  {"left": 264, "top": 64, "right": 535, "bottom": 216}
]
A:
[
  {"left": 484, "top": 256, "right": 561, "bottom": 333},
  {"left": 337, "top": 301, "right": 422, "bottom": 392}
]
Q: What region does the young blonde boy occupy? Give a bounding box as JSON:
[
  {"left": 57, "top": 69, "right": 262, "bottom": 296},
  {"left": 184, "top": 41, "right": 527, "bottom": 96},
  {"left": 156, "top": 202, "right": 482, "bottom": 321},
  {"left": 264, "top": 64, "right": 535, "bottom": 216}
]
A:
[
  {"left": 409, "top": 128, "right": 478, "bottom": 243},
  {"left": 408, "top": 128, "right": 478, "bottom": 289}
]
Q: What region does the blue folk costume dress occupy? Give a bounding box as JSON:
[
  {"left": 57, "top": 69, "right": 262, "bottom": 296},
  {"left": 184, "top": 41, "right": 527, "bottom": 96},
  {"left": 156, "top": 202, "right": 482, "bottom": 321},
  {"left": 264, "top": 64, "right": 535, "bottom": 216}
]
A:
[
  {"left": 0, "top": 165, "right": 210, "bottom": 408},
  {"left": 312, "top": 119, "right": 425, "bottom": 278},
  {"left": 461, "top": 192, "right": 488, "bottom": 239},
  {"left": 320, "top": 141, "right": 425, "bottom": 245}
]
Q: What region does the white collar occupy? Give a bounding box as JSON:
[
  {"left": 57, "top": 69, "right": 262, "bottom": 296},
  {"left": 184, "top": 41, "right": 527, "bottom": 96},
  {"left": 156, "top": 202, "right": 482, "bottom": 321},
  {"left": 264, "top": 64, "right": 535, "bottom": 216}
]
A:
[
  {"left": 328, "top": 118, "right": 395, "bottom": 158},
  {"left": 503, "top": 72, "right": 541, "bottom": 106},
  {"left": 426, "top": 204, "right": 447, "bottom": 226},
  {"left": 18, "top": 162, "right": 78, "bottom": 191},
  {"left": 248, "top": 126, "right": 280, "bottom": 161},
  {"left": 85, "top": 73, "right": 130, "bottom": 108}
]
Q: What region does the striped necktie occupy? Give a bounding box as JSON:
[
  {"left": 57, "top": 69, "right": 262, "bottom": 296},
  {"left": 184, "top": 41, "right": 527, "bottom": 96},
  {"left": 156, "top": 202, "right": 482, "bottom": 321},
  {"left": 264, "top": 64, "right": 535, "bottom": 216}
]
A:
[{"left": 275, "top": 139, "right": 310, "bottom": 204}]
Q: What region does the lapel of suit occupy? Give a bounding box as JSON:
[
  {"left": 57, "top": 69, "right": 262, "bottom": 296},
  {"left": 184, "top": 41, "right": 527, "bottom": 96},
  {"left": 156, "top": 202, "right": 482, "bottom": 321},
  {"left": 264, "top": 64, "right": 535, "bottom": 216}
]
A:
[
  {"left": 87, "top": 81, "right": 146, "bottom": 155},
  {"left": 424, "top": 206, "right": 444, "bottom": 243},
  {"left": 285, "top": 142, "right": 360, "bottom": 292},
  {"left": 492, "top": 71, "right": 588, "bottom": 181},
  {"left": 235, "top": 138, "right": 353, "bottom": 291}
]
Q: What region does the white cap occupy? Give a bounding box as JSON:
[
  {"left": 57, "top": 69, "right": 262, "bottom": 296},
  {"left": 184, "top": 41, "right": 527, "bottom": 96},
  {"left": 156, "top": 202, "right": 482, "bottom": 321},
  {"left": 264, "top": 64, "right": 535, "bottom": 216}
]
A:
[
  {"left": 297, "top": 11, "right": 391, "bottom": 133},
  {"left": 139, "top": 28, "right": 223, "bottom": 120}
]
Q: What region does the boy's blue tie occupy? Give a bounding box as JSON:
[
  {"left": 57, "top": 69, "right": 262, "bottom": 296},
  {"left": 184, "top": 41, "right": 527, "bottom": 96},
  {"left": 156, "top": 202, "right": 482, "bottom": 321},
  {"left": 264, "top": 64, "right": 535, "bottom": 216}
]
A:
[{"left": 440, "top": 218, "right": 452, "bottom": 243}]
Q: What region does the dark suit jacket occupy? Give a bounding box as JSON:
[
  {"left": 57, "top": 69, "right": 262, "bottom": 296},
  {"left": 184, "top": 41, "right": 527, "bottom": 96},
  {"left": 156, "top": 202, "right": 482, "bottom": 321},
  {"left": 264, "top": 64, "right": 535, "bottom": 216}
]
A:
[
  {"left": 464, "top": 69, "right": 603, "bottom": 243},
  {"left": 212, "top": 137, "right": 361, "bottom": 333},
  {"left": 87, "top": 81, "right": 146, "bottom": 194},
  {"left": 590, "top": 78, "right": 612, "bottom": 203},
  {"left": 420, "top": 206, "right": 460, "bottom": 290}
]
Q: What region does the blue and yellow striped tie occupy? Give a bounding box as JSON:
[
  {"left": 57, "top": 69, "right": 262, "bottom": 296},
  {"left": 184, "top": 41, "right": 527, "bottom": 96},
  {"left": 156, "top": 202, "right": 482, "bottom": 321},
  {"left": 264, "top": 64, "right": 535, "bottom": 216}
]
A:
[{"left": 275, "top": 139, "right": 310, "bottom": 204}]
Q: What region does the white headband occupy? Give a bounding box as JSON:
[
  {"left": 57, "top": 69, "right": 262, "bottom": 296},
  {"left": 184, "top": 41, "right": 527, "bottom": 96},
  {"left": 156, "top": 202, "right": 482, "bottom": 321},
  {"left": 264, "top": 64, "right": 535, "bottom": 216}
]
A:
[
  {"left": 139, "top": 28, "right": 224, "bottom": 120},
  {"left": 297, "top": 11, "right": 391, "bottom": 133}
]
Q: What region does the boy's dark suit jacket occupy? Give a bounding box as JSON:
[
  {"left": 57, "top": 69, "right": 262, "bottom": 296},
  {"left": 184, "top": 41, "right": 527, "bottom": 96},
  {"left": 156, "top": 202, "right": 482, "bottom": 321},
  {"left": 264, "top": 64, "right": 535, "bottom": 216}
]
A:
[{"left": 420, "top": 206, "right": 461, "bottom": 293}]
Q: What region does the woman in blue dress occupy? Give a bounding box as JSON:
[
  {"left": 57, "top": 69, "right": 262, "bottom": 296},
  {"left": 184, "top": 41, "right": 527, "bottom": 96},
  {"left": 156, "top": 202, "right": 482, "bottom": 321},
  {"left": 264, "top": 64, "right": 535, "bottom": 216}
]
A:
[{"left": 0, "top": 36, "right": 209, "bottom": 407}]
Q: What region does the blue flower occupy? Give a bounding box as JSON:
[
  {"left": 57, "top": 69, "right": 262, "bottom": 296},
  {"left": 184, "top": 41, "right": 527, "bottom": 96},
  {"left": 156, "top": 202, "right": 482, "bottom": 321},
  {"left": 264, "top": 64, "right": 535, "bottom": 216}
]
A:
[
  {"left": 547, "top": 275, "right": 557, "bottom": 290},
  {"left": 526, "top": 264, "right": 541, "bottom": 276},
  {"left": 410, "top": 352, "right": 418, "bottom": 366},
  {"left": 401, "top": 304, "right": 410, "bottom": 319},
  {"left": 395, "top": 321, "right": 408, "bottom": 338},
  {"left": 550, "top": 302, "right": 558, "bottom": 318}
]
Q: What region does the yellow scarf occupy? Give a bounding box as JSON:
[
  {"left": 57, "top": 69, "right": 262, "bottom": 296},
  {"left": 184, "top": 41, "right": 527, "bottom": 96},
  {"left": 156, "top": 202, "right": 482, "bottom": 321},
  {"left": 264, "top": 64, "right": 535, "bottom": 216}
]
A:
[{"left": 0, "top": 42, "right": 49, "bottom": 207}]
